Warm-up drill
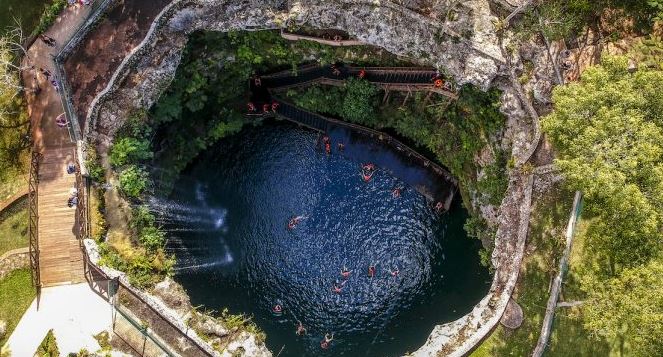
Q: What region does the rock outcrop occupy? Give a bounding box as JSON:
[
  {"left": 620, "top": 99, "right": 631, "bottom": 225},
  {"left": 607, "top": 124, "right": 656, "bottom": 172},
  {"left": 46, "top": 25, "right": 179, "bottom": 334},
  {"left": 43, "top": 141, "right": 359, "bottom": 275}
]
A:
[{"left": 80, "top": 1, "right": 559, "bottom": 356}]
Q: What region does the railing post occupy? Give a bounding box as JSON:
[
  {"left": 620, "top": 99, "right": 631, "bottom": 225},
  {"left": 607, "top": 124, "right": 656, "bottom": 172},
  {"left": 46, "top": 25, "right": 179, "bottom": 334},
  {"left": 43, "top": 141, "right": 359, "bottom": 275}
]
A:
[{"left": 28, "top": 151, "right": 42, "bottom": 292}]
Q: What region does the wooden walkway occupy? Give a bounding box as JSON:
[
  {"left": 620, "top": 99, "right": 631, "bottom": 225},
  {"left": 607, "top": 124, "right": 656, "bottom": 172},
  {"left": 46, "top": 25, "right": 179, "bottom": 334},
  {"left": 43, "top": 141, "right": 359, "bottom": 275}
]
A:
[{"left": 37, "top": 146, "right": 85, "bottom": 286}]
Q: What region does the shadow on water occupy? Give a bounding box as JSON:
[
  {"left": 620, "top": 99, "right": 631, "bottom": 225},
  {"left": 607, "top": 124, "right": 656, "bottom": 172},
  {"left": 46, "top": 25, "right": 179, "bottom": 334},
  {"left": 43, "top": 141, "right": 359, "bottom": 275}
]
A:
[{"left": 152, "top": 120, "right": 491, "bottom": 356}]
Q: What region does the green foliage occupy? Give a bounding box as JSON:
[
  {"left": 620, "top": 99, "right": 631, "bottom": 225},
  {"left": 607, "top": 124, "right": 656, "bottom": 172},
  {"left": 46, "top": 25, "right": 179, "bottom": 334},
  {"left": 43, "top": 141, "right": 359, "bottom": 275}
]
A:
[
  {"left": 33, "top": 0, "right": 67, "bottom": 36},
  {"left": 0, "top": 35, "right": 30, "bottom": 184},
  {"left": 98, "top": 242, "right": 173, "bottom": 289},
  {"left": 130, "top": 205, "right": 155, "bottom": 233},
  {"left": 542, "top": 55, "right": 663, "bottom": 353},
  {"left": 542, "top": 55, "right": 663, "bottom": 270},
  {"left": 85, "top": 145, "right": 105, "bottom": 183},
  {"left": 582, "top": 260, "right": 663, "bottom": 357},
  {"left": 35, "top": 329, "right": 59, "bottom": 357},
  {"left": 138, "top": 226, "right": 165, "bottom": 252},
  {"left": 0, "top": 268, "right": 35, "bottom": 347},
  {"left": 110, "top": 137, "right": 153, "bottom": 167},
  {"left": 341, "top": 78, "right": 379, "bottom": 125},
  {"left": 118, "top": 165, "right": 149, "bottom": 198},
  {"left": 287, "top": 85, "right": 343, "bottom": 117}
]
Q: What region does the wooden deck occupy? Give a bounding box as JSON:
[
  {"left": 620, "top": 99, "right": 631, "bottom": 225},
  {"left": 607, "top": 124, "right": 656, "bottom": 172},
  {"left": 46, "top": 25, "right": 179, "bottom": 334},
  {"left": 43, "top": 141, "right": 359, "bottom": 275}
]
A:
[{"left": 37, "top": 146, "right": 85, "bottom": 286}]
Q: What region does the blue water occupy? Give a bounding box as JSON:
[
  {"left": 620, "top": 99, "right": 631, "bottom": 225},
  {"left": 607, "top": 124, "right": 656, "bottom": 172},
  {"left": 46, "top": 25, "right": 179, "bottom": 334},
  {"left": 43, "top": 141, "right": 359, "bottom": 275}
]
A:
[{"left": 158, "top": 120, "right": 490, "bottom": 356}]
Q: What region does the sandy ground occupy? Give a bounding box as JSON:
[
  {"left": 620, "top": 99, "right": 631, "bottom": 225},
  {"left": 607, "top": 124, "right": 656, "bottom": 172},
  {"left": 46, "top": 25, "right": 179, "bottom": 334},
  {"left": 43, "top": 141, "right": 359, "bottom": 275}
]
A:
[{"left": 1, "top": 283, "right": 113, "bottom": 356}]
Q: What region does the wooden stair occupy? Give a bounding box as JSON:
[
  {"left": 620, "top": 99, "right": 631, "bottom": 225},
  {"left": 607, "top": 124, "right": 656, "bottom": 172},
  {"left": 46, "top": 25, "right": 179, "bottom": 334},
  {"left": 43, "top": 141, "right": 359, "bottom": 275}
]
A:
[{"left": 38, "top": 146, "right": 85, "bottom": 286}]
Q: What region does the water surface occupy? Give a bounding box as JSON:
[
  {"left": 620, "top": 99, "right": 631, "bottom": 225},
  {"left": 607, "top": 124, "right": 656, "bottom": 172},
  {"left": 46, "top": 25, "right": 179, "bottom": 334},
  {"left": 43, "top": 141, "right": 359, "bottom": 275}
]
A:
[{"left": 159, "top": 120, "right": 490, "bottom": 356}]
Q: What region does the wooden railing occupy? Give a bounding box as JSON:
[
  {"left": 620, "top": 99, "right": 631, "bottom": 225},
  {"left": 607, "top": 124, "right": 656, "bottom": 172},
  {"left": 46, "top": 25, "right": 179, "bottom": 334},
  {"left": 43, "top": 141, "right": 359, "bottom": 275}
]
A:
[{"left": 28, "top": 151, "right": 42, "bottom": 290}]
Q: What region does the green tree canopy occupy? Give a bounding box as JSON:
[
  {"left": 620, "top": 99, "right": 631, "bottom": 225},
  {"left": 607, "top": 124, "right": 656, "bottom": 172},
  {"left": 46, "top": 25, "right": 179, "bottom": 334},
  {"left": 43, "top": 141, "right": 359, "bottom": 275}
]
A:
[
  {"left": 542, "top": 55, "right": 663, "bottom": 270},
  {"left": 582, "top": 260, "right": 663, "bottom": 357}
]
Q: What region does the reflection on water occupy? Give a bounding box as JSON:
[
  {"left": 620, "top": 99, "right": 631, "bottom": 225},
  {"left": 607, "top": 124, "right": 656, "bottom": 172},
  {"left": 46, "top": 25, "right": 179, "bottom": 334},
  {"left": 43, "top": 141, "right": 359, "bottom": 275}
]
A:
[{"left": 155, "top": 120, "right": 490, "bottom": 356}]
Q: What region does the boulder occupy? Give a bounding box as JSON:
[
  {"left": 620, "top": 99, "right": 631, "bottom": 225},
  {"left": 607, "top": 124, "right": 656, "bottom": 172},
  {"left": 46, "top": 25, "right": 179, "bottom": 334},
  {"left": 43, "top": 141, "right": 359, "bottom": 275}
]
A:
[{"left": 500, "top": 298, "right": 524, "bottom": 329}]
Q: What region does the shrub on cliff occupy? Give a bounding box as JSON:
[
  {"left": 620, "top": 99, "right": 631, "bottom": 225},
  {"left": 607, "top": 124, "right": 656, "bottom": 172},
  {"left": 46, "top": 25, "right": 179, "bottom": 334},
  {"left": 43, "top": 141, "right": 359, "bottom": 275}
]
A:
[
  {"left": 110, "top": 137, "right": 153, "bottom": 167},
  {"left": 118, "top": 165, "right": 149, "bottom": 198}
]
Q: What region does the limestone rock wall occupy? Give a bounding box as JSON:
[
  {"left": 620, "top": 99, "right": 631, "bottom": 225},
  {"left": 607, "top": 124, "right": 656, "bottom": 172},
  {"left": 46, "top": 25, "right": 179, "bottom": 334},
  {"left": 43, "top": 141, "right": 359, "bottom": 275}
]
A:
[{"left": 84, "top": 1, "right": 553, "bottom": 356}]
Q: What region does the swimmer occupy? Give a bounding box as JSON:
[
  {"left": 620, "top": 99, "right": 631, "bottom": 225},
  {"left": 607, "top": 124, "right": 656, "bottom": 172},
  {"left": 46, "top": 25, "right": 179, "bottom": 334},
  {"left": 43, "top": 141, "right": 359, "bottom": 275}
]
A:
[
  {"left": 392, "top": 187, "right": 401, "bottom": 198},
  {"left": 358, "top": 69, "right": 366, "bottom": 78},
  {"left": 337, "top": 143, "right": 345, "bottom": 151},
  {"left": 325, "top": 142, "right": 331, "bottom": 155},
  {"left": 271, "top": 101, "right": 279, "bottom": 112},
  {"left": 332, "top": 283, "right": 343, "bottom": 294},
  {"left": 287, "top": 215, "right": 306, "bottom": 229},
  {"left": 320, "top": 333, "right": 334, "bottom": 349},
  {"left": 368, "top": 265, "right": 376, "bottom": 278},
  {"left": 390, "top": 268, "right": 399, "bottom": 277},
  {"left": 361, "top": 164, "right": 375, "bottom": 182},
  {"left": 434, "top": 201, "right": 444, "bottom": 212},
  {"left": 340, "top": 266, "right": 351, "bottom": 279},
  {"left": 247, "top": 102, "right": 256, "bottom": 112},
  {"left": 272, "top": 304, "right": 283, "bottom": 314},
  {"left": 296, "top": 321, "right": 307, "bottom": 336},
  {"left": 263, "top": 103, "right": 270, "bottom": 113}
]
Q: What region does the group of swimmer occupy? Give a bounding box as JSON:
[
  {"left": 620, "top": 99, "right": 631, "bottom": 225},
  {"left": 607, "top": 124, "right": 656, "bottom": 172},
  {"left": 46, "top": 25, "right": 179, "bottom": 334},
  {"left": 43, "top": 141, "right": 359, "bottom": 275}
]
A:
[{"left": 271, "top": 262, "right": 401, "bottom": 349}]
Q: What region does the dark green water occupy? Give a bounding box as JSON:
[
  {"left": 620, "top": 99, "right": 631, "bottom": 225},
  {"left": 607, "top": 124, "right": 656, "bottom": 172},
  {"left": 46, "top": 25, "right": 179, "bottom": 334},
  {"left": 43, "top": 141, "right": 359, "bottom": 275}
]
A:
[
  {"left": 0, "top": 0, "right": 49, "bottom": 35},
  {"left": 157, "top": 120, "right": 490, "bottom": 356}
]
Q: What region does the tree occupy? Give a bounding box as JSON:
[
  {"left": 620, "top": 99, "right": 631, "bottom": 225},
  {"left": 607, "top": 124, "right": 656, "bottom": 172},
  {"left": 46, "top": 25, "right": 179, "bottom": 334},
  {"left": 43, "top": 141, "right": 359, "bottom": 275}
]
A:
[
  {"left": 0, "top": 28, "right": 34, "bottom": 181},
  {"left": 341, "top": 77, "right": 379, "bottom": 125},
  {"left": 582, "top": 260, "right": 663, "bottom": 357},
  {"left": 542, "top": 55, "right": 663, "bottom": 270},
  {"left": 542, "top": 55, "right": 663, "bottom": 353}
]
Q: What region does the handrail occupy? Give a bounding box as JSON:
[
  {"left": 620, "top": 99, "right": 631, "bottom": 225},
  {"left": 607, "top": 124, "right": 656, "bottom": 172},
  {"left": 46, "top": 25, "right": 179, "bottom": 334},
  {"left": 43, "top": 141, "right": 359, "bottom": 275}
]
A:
[
  {"left": 28, "top": 151, "right": 42, "bottom": 290},
  {"left": 262, "top": 64, "right": 458, "bottom": 98},
  {"left": 75, "top": 171, "right": 213, "bottom": 355},
  {"left": 273, "top": 99, "right": 457, "bottom": 186}
]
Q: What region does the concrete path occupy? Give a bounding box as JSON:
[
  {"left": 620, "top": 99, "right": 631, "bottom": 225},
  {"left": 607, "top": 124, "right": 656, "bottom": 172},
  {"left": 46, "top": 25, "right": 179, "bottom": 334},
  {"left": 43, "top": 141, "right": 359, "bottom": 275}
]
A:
[{"left": 1, "top": 283, "right": 113, "bottom": 356}]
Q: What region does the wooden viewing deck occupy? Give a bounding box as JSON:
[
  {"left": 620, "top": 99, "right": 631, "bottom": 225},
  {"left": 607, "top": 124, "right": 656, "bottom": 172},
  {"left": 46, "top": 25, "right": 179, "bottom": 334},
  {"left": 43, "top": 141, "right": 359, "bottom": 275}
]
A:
[{"left": 37, "top": 146, "right": 85, "bottom": 287}]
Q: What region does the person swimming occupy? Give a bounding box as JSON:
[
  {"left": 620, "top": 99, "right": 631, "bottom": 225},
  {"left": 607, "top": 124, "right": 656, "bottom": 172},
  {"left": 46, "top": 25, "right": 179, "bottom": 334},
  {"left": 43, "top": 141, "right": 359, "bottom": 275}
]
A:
[
  {"left": 368, "top": 265, "right": 376, "bottom": 278},
  {"left": 325, "top": 141, "right": 331, "bottom": 155},
  {"left": 287, "top": 215, "right": 306, "bottom": 230},
  {"left": 272, "top": 304, "right": 283, "bottom": 315},
  {"left": 332, "top": 283, "right": 343, "bottom": 294},
  {"left": 362, "top": 163, "right": 375, "bottom": 182},
  {"left": 340, "top": 266, "right": 351, "bottom": 279},
  {"left": 392, "top": 187, "right": 401, "bottom": 198},
  {"left": 320, "top": 333, "right": 334, "bottom": 349},
  {"left": 434, "top": 201, "right": 444, "bottom": 212},
  {"left": 296, "top": 321, "right": 307, "bottom": 336},
  {"left": 390, "top": 267, "right": 400, "bottom": 277}
]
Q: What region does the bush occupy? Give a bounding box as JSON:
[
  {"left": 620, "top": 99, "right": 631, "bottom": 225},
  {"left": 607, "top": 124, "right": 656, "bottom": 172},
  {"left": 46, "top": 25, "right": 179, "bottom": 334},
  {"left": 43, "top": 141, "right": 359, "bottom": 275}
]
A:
[
  {"left": 130, "top": 205, "right": 155, "bottom": 233},
  {"left": 35, "top": 329, "right": 59, "bottom": 357},
  {"left": 110, "top": 137, "right": 153, "bottom": 167},
  {"left": 85, "top": 145, "right": 105, "bottom": 183},
  {"left": 138, "top": 226, "right": 165, "bottom": 252},
  {"left": 118, "top": 166, "right": 149, "bottom": 198},
  {"left": 341, "top": 78, "right": 379, "bottom": 125},
  {"left": 33, "top": 0, "right": 68, "bottom": 36}
]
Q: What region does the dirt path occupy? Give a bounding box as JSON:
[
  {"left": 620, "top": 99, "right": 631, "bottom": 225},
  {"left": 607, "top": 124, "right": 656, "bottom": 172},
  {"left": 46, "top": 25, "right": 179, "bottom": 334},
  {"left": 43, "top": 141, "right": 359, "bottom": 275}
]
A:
[
  {"left": 64, "top": 0, "right": 171, "bottom": 132},
  {"left": 22, "top": 4, "right": 95, "bottom": 152}
]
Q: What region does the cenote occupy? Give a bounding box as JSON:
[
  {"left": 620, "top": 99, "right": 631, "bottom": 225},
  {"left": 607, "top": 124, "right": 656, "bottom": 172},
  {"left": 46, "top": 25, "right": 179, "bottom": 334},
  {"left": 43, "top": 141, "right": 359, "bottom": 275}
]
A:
[{"left": 155, "top": 119, "right": 490, "bottom": 356}]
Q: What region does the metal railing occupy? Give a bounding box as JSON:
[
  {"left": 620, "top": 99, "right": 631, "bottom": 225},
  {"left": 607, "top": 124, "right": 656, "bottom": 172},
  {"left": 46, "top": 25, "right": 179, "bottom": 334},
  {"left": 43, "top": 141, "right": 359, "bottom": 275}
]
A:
[
  {"left": 74, "top": 163, "right": 213, "bottom": 356},
  {"left": 28, "top": 151, "right": 42, "bottom": 290},
  {"left": 273, "top": 99, "right": 457, "bottom": 185}
]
